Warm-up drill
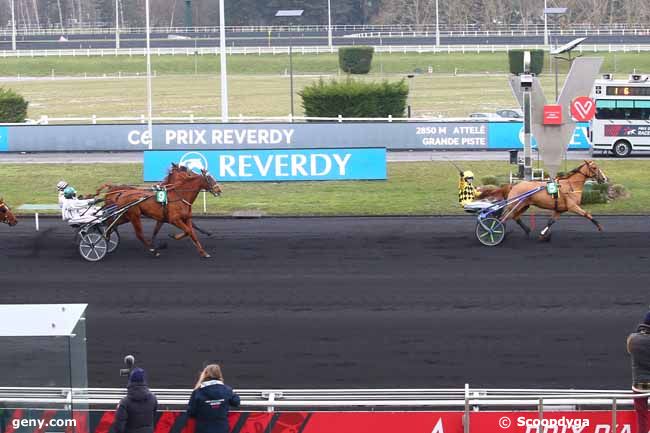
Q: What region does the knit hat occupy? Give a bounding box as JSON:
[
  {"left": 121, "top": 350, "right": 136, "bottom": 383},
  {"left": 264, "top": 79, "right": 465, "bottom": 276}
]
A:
[
  {"left": 644, "top": 311, "right": 650, "bottom": 326},
  {"left": 128, "top": 368, "right": 146, "bottom": 384}
]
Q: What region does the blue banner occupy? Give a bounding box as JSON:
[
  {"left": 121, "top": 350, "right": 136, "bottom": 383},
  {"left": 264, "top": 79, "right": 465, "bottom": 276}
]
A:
[
  {"left": 0, "top": 127, "right": 8, "bottom": 151},
  {"left": 486, "top": 122, "right": 590, "bottom": 150},
  {"left": 144, "top": 148, "right": 387, "bottom": 182}
]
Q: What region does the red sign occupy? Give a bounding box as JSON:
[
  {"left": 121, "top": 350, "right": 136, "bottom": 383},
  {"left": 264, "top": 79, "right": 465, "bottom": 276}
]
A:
[
  {"left": 571, "top": 96, "right": 596, "bottom": 121},
  {"left": 4, "top": 409, "right": 643, "bottom": 433},
  {"left": 543, "top": 105, "right": 563, "bottom": 125}
]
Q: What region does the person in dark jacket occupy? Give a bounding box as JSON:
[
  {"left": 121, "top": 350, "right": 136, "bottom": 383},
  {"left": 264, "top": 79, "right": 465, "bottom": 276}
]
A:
[
  {"left": 187, "top": 364, "right": 240, "bottom": 433},
  {"left": 628, "top": 311, "right": 650, "bottom": 433},
  {"left": 115, "top": 368, "right": 158, "bottom": 433}
]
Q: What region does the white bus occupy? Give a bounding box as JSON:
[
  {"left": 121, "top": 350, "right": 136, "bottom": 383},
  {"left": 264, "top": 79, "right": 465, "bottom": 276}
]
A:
[{"left": 590, "top": 73, "right": 650, "bottom": 157}]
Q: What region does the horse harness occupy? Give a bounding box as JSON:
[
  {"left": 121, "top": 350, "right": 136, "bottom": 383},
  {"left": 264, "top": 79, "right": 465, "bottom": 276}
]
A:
[{"left": 550, "top": 164, "right": 591, "bottom": 211}]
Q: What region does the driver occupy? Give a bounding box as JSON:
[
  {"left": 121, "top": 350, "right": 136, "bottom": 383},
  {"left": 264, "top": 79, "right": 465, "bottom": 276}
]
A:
[
  {"left": 60, "top": 186, "right": 101, "bottom": 224},
  {"left": 458, "top": 171, "right": 494, "bottom": 212}
]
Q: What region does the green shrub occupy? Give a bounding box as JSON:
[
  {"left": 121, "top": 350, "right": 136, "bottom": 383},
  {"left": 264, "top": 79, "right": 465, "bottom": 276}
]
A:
[
  {"left": 508, "top": 49, "right": 545, "bottom": 75},
  {"left": 300, "top": 78, "right": 408, "bottom": 118},
  {"left": 338, "top": 46, "right": 374, "bottom": 74},
  {"left": 609, "top": 184, "right": 630, "bottom": 200},
  {"left": 0, "top": 88, "right": 28, "bottom": 123},
  {"left": 581, "top": 181, "right": 609, "bottom": 204}
]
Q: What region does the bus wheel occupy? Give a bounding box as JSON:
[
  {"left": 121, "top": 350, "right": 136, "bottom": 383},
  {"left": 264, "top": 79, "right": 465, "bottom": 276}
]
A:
[{"left": 613, "top": 140, "right": 632, "bottom": 157}]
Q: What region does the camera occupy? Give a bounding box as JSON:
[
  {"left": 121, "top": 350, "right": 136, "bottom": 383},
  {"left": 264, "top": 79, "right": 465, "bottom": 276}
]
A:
[{"left": 120, "top": 355, "right": 135, "bottom": 376}]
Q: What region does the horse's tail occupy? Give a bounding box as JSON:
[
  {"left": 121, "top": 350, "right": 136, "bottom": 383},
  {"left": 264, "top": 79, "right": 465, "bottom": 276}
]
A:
[{"left": 477, "top": 184, "right": 512, "bottom": 201}]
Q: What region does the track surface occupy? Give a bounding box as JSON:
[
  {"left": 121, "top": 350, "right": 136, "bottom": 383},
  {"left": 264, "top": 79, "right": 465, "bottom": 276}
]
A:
[{"left": 0, "top": 216, "right": 648, "bottom": 389}]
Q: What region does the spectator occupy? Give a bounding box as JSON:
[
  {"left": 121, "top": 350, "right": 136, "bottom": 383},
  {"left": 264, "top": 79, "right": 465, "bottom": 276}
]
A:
[
  {"left": 627, "top": 311, "right": 650, "bottom": 433},
  {"left": 114, "top": 368, "right": 158, "bottom": 433},
  {"left": 187, "top": 364, "right": 240, "bottom": 433}
]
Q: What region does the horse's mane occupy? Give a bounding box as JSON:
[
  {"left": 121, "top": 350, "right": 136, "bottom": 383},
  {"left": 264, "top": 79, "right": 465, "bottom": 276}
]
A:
[{"left": 555, "top": 161, "right": 589, "bottom": 179}]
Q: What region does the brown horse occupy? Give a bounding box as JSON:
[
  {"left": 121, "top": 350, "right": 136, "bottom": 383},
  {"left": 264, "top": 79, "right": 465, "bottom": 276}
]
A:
[
  {"left": 0, "top": 199, "right": 17, "bottom": 226},
  {"left": 94, "top": 163, "right": 207, "bottom": 245},
  {"left": 494, "top": 160, "right": 608, "bottom": 240},
  {"left": 104, "top": 170, "right": 222, "bottom": 258}
]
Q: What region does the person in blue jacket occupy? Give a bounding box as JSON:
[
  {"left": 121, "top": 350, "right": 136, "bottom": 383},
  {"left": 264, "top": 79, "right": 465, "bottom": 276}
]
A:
[{"left": 187, "top": 364, "right": 240, "bottom": 433}]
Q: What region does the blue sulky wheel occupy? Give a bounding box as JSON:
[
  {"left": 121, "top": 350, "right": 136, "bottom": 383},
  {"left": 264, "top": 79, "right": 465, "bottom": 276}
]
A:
[
  {"left": 476, "top": 217, "right": 506, "bottom": 246},
  {"left": 78, "top": 228, "right": 108, "bottom": 262}
]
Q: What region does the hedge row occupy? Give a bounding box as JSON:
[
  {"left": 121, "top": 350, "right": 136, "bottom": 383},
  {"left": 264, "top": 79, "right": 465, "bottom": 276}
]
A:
[
  {"left": 0, "top": 88, "right": 28, "bottom": 123},
  {"left": 300, "top": 78, "right": 408, "bottom": 118},
  {"left": 338, "top": 47, "right": 374, "bottom": 74}
]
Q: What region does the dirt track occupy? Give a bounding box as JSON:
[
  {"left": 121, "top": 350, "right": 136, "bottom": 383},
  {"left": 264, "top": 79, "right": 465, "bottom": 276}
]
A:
[{"left": 0, "top": 216, "right": 648, "bottom": 389}]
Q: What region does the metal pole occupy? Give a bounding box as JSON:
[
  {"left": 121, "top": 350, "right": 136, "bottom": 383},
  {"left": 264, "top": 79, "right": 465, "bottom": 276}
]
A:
[
  {"left": 115, "top": 0, "right": 120, "bottom": 49},
  {"left": 327, "top": 0, "right": 332, "bottom": 50},
  {"left": 219, "top": 0, "right": 229, "bottom": 122},
  {"left": 544, "top": 0, "right": 548, "bottom": 47},
  {"left": 11, "top": 0, "right": 16, "bottom": 51},
  {"left": 611, "top": 398, "right": 617, "bottom": 433},
  {"left": 145, "top": 0, "right": 153, "bottom": 150},
  {"left": 289, "top": 34, "right": 294, "bottom": 119},
  {"left": 435, "top": 0, "right": 440, "bottom": 46},
  {"left": 523, "top": 87, "right": 532, "bottom": 180},
  {"left": 554, "top": 55, "right": 558, "bottom": 103}
]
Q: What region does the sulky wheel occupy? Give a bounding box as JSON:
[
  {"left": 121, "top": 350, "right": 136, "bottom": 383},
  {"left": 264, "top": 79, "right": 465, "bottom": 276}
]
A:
[
  {"left": 78, "top": 229, "right": 108, "bottom": 262},
  {"left": 476, "top": 217, "right": 506, "bottom": 247},
  {"left": 105, "top": 229, "right": 120, "bottom": 254}
]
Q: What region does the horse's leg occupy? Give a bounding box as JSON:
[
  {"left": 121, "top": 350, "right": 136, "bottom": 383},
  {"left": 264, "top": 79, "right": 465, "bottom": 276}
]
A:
[
  {"left": 129, "top": 212, "right": 160, "bottom": 257},
  {"left": 512, "top": 205, "right": 531, "bottom": 236},
  {"left": 568, "top": 203, "right": 604, "bottom": 231},
  {"left": 171, "top": 218, "right": 210, "bottom": 258},
  {"left": 150, "top": 220, "right": 170, "bottom": 249},
  {"left": 168, "top": 223, "right": 210, "bottom": 241},
  {"left": 539, "top": 211, "right": 561, "bottom": 241}
]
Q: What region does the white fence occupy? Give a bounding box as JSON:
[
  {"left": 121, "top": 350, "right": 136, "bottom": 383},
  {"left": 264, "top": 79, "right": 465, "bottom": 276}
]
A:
[
  {"left": 2, "top": 44, "right": 650, "bottom": 59},
  {"left": 1, "top": 23, "right": 650, "bottom": 37},
  {"left": 0, "top": 386, "right": 647, "bottom": 410}
]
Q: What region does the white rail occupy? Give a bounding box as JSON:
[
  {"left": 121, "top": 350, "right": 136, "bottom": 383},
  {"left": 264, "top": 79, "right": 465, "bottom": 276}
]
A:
[
  {"left": 25, "top": 115, "right": 510, "bottom": 125},
  {"left": 0, "top": 386, "right": 648, "bottom": 409},
  {"left": 1, "top": 24, "right": 650, "bottom": 37},
  {"left": 1, "top": 44, "right": 650, "bottom": 58}
]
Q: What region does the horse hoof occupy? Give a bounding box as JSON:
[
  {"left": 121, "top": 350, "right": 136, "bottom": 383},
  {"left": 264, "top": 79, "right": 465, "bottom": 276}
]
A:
[
  {"left": 538, "top": 234, "right": 551, "bottom": 242},
  {"left": 149, "top": 249, "right": 161, "bottom": 257},
  {"left": 202, "top": 253, "right": 212, "bottom": 259}
]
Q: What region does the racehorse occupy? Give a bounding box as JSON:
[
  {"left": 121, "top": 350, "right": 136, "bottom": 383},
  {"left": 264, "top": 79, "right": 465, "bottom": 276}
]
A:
[
  {"left": 93, "top": 164, "right": 211, "bottom": 244},
  {"left": 479, "top": 160, "right": 608, "bottom": 241},
  {"left": 103, "top": 169, "right": 222, "bottom": 258},
  {"left": 0, "top": 199, "right": 17, "bottom": 226}
]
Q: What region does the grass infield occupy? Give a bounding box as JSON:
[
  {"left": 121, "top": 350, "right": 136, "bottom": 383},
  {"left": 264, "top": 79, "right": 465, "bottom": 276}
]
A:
[
  {"left": 1, "top": 52, "right": 649, "bottom": 119},
  {"left": 0, "top": 160, "right": 643, "bottom": 216}
]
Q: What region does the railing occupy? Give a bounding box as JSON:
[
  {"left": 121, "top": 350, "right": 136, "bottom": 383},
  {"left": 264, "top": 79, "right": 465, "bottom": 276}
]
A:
[
  {"left": 1, "top": 23, "right": 650, "bottom": 37},
  {"left": 0, "top": 386, "right": 648, "bottom": 411},
  {"left": 26, "top": 115, "right": 511, "bottom": 125},
  {"left": 1, "top": 43, "right": 650, "bottom": 59}
]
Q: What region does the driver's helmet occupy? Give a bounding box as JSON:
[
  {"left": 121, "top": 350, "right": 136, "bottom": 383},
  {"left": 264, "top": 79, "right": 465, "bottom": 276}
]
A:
[
  {"left": 63, "top": 186, "right": 77, "bottom": 199},
  {"left": 56, "top": 180, "right": 69, "bottom": 191},
  {"left": 463, "top": 170, "right": 475, "bottom": 181}
]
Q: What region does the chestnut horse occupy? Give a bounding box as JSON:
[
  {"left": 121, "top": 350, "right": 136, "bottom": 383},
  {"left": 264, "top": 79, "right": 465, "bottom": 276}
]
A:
[
  {"left": 0, "top": 199, "right": 17, "bottom": 226},
  {"left": 479, "top": 160, "right": 608, "bottom": 240},
  {"left": 94, "top": 163, "right": 196, "bottom": 244},
  {"left": 104, "top": 169, "right": 222, "bottom": 258}
]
